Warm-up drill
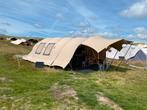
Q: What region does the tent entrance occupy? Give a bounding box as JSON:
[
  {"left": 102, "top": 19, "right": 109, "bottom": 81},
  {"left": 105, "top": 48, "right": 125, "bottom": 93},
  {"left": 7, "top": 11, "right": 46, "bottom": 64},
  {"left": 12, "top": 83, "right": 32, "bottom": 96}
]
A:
[{"left": 68, "top": 45, "right": 100, "bottom": 70}]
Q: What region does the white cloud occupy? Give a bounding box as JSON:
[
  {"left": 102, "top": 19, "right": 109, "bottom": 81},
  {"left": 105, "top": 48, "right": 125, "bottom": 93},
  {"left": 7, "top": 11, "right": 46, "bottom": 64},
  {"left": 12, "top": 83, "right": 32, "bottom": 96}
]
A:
[
  {"left": 126, "top": 27, "right": 147, "bottom": 40},
  {"left": 134, "top": 27, "right": 147, "bottom": 39},
  {"left": 127, "top": 34, "right": 134, "bottom": 38},
  {"left": 0, "top": 22, "right": 11, "bottom": 26},
  {"left": 67, "top": 0, "right": 98, "bottom": 28},
  {"left": 56, "top": 13, "right": 64, "bottom": 21},
  {"left": 34, "top": 23, "right": 42, "bottom": 28},
  {"left": 98, "top": 32, "right": 118, "bottom": 38},
  {"left": 134, "top": 27, "right": 147, "bottom": 34},
  {"left": 67, "top": 0, "right": 96, "bottom": 20},
  {"left": 121, "top": 0, "right": 147, "bottom": 18},
  {"left": 0, "top": 17, "right": 66, "bottom": 36}
]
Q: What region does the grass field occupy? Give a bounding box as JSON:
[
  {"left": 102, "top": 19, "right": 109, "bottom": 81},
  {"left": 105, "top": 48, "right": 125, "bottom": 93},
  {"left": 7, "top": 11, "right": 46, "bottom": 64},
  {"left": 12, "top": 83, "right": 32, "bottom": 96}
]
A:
[{"left": 0, "top": 40, "right": 147, "bottom": 110}]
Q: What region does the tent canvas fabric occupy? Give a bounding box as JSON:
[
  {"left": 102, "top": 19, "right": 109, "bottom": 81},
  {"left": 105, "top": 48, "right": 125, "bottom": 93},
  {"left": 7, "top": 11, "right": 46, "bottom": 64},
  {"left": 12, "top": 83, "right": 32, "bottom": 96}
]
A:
[
  {"left": 23, "top": 36, "right": 130, "bottom": 69},
  {"left": 127, "top": 49, "right": 147, "bottom": 68},
  {"left": 129, "top": 50, "right": 147, "bottom": 61},
  {"left": 106, "top": 48, "right": 120, "bottom": 59},
  {"left": 119, "top": 45, "right": 140, "bottom": 60}
]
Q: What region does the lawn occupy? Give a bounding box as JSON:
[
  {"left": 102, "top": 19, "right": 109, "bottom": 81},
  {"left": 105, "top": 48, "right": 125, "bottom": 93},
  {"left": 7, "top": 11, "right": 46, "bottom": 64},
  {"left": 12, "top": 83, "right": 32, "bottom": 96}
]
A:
[{"left": 0, "top": 40, "right": 147, "bottom": 110}]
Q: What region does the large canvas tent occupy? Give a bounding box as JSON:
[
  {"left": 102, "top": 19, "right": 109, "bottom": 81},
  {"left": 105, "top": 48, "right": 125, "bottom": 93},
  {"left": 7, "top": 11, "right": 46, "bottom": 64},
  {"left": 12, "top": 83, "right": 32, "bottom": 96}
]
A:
[{"left": 23, "top": 36, "right": 130, "bottom": 70}]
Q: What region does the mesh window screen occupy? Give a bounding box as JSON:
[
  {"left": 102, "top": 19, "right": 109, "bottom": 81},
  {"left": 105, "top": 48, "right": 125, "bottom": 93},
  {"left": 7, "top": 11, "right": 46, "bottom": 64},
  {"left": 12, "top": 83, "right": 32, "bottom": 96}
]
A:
[
  {"left": 43, "top": 43, "right": 55, "bottom": 55},
  {"left": 35, "top": 43, "right": 46, "bottom": 54}
]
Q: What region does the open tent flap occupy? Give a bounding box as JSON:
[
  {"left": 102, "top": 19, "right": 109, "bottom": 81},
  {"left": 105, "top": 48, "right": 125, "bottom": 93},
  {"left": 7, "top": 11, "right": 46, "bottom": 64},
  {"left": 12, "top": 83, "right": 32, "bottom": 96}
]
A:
[
  {"left": 108, "top": 39, "right": 132, "bottom": 51},
  {"left": 67, "top": 45, "right": 98, "bottom": 69},
  {"left": 66, "top": 45, "right": 107, "bottom": 70}
]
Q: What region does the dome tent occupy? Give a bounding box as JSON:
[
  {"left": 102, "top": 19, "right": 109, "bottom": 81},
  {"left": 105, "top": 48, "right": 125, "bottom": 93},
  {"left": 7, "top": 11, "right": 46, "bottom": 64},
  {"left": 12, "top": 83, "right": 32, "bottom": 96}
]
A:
[{"left": 23, "top": 36, "right": 130, "bottom": 70}]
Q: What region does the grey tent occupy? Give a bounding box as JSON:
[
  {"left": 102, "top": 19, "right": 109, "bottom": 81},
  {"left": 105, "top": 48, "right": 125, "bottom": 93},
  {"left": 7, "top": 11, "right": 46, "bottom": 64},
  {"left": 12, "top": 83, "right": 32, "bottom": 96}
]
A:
[
  {"left": 128, "top": 50, "right": 147, "bottom": 61},
  {"left": 119, "top": 45, "right": 147, "bottom": 61},
  {"left": 118, "top": 44, "right": 147, "bottom": 67}
]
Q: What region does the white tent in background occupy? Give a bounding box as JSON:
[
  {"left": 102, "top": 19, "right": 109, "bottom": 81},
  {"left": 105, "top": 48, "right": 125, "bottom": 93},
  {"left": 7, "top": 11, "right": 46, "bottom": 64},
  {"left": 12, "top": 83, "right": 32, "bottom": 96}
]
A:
[
  {"left": 106, "top": 48, "right": 120, "bottom": 59},
  {"left": 107, "top": 44, "right": 147, "bottom": 68},
  {"left": 6, "top": 38, "right": 11, "bottom": 40},
  {"left": 142, "top": 48, "right": 147, "bottom": 54},
  {"left": 11, "top": 39, "right": 26, "bottom": 45},
  {"left": 104, "top": 44, "right": 147, "bottom": 62},
  {"left": 119, "top": 44, "right": 147, "bottom": 61}
]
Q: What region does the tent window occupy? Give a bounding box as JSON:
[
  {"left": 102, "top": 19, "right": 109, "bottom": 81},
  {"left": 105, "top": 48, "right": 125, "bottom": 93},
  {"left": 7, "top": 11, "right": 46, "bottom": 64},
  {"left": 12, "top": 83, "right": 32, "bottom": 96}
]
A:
[
  {"left": 35, "top": 43, "right": 46, "bottom": 54},
  {"left": 43, "top": 43, "right": 55, "bottom": 55}
]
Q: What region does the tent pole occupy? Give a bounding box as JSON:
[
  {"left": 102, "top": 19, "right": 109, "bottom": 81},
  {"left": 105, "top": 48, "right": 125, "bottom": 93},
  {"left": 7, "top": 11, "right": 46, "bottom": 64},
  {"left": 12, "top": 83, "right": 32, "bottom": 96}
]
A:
[
  {"left": 110, "top": 49, "right": 119, "bottom": 66},
  {"left": 69, "top": 61, "right": 73, "bottom": 72},
  {"left": 102, "top": 49, "right": 107, "bottom": 70},
  {"left": 146, "top": 54, "right": 147, "bottom": 68},
  {"left": 145, "top": 50, "right": 147, "bottom": 68},
  {"left": 98, "top": 52, "right": 99, "bottom": 69},
  {"left": 17, "top": 57, "right": 21, "bottom": 69},
  {"left": 103, "top": 55, "right": 107, "bottom": 71},
  {"left": 92, "top": 49, "right": 97, "bottom": 62},
  {"left": 117, "top": 42, "right": 133, "bottom": 68}
]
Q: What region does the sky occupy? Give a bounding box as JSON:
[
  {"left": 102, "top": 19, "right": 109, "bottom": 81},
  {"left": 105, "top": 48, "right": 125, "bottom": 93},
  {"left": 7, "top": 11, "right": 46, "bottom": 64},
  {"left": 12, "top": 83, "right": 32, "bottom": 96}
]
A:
[{"left": 0, "top": 0, "right": 147, "bottom": 42}]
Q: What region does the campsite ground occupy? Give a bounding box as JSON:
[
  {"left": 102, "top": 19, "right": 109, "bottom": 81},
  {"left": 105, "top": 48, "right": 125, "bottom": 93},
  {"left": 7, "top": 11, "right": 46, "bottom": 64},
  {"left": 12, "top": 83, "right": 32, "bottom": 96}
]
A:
[{"left": 0, "top": 40, "right": 147, "bottom": 110}]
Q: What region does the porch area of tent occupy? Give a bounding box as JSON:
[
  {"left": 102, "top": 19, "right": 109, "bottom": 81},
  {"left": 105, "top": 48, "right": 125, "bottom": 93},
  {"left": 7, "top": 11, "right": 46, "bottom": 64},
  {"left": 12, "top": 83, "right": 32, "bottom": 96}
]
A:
[{"left": 65, "top": 45, "right": 107, "bottom": 70}]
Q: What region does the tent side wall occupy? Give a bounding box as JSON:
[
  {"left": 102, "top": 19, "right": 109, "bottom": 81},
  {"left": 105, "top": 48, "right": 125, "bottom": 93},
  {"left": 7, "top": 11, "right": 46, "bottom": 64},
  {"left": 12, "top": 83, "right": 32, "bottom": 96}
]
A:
[
  {"left": 23, "top": 38, "right": 59, "bottom": 62},
  {"left": 128, "top": 50, "right": 147, "bottom": 61}
]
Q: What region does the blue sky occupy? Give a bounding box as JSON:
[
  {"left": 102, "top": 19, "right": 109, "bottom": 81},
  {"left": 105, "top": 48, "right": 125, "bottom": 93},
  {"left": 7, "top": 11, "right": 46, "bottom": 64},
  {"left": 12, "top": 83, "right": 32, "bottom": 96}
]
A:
[{"left": 0, "top": 0, "right": 147, "bottom": 42}]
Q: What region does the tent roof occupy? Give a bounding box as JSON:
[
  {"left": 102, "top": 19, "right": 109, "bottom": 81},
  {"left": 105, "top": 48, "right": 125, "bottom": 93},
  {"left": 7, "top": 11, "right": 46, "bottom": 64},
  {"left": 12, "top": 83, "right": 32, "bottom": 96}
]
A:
[{"left": 23, "top": 36, "right": 130, "bottom": 68}]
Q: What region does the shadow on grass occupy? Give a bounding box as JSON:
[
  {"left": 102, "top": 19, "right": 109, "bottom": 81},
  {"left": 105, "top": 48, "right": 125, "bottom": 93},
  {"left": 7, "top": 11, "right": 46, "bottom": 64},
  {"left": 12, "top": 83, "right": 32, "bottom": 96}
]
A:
[
  {"left": 73, "top": 65, "right": 131, "bottom": 74},
  {"left": 107, "top": 65, "right": 131, "bottom": 72}
]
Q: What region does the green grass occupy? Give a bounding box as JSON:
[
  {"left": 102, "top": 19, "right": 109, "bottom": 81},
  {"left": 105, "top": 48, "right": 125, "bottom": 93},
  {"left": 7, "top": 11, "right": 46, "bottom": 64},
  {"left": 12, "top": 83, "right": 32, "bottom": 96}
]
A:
[{"left": 0, "top": 40, "right": 147, "bottom": 110}]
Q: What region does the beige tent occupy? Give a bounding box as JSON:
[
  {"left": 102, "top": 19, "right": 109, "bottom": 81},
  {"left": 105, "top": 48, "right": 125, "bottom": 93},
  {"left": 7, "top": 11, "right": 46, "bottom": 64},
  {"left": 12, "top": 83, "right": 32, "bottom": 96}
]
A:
[{"left": 23, "top": 36, "right": 130, "bottom": 69}]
